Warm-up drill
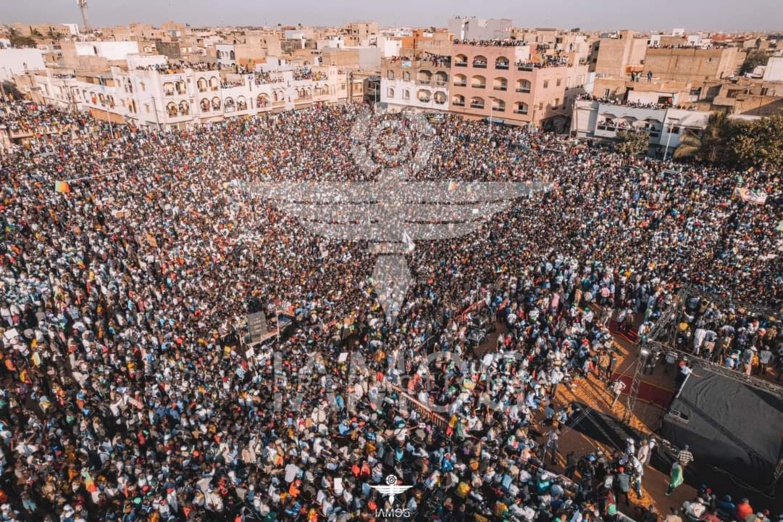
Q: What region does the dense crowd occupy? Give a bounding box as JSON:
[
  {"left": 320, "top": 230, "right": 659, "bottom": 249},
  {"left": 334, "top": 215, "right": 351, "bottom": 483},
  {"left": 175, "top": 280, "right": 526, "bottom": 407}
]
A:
[{"left": 0, "top": 98, "right": 781, "bottom": 521}]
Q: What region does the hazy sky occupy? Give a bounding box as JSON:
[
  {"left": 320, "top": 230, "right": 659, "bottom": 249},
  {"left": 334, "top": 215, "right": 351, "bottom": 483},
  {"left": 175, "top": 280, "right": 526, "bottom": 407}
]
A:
[{"left": 3, "top": 0, "right": 782, "bottom": 32}]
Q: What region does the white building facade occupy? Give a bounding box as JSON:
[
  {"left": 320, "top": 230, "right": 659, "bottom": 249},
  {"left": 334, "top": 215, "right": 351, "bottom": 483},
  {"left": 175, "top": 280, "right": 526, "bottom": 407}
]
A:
[{"left": 30, "top": 65, "right": 351, "bottom": 131}]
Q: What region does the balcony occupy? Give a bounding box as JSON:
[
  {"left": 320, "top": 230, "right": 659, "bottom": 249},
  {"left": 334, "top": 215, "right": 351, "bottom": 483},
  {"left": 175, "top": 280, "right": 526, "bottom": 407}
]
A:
[
  {"left": 472, "top": 83, "right": 486, "bottom": 89},
  {"left": 495, "top": 63, "right": 510, "bottom": 70},
  {"left": 473, "top": 62, "right": 488, "bottom": 69},
  {"left": 514, "top": 109, "right": 528, "bottom": 115},
  {"left": 455, "top": 61, "right": 468, "bottom": 67},
  {"left": 494, "top": 86, "right": 507, "bottom": 91},
  {"left": 470, "top": 102, "right": 485, "bottom": 109},
  {"left": 453, "top": 101, "right": 465, "bottom": 107},
  {"left": 516, "top": 88, "right": 531, "bottom": 94},
  {"left": 454, "top": 81, "right": 467, "bottom": 87}
]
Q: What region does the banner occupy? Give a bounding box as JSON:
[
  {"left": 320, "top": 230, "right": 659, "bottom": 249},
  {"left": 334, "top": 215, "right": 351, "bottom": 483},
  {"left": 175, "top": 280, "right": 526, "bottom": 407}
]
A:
[
  {"left": 734, "top": 187, "right": 767, "bottom": 205},
  {"left": 55, "top": 181, "right": 70, "bottom": 193},
  {"left": 247, "top": 311, "right": 268, "bottom": 343}
]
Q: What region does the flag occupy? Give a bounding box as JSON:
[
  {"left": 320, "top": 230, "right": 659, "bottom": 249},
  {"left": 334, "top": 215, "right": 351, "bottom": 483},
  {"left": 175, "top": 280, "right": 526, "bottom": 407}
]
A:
[{"left": 55, "top": 181, "right": 70, "bottom": 193}]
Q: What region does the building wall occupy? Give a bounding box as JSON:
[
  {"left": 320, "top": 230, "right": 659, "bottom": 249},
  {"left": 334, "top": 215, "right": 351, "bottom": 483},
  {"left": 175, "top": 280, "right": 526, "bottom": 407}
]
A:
[
  {"left": 591, "top": 31, "right": 647, "bottom": 77},
  {"left": 762, "top": 57, "right": 783, "bottom": 82},
  {"left": 74, "top": 41, "right": 140, "bottom": 61},
  {"left": 645, "top": 47, "right": 740, "bottom": 82},
  {"left": 447, "top": 17, "right": 512, "bottom": 41},
  {"left": 0, "top": 48, "right": 46, "bottom": 80}
]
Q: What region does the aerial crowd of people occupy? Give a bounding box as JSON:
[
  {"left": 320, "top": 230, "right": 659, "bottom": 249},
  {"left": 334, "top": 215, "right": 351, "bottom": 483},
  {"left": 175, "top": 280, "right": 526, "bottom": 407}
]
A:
[{"left": 0, "top": 97, "right": 781, "bottom": 521}]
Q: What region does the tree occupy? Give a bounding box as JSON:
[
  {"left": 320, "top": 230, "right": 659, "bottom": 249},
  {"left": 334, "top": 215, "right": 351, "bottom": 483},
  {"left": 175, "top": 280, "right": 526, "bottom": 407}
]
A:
[
  {"left": 673, "top": 111, "right": 731, "bottom": 163},
  {"left": 740, "top": 50, "right": 768, "bottom": 75},
  {"left": 8, "top": 28, "right": 36, "bottom": 48},
  {"left": 729, "top": 114, "right": 783, "bottom": 171},
  {"left": 615, "top": 130, "right": 649, "bottom": 157}
]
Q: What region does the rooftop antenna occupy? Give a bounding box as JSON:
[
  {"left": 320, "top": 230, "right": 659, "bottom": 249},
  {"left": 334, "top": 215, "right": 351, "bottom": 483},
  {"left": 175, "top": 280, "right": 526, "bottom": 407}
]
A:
[{"left": 77, "top": 0, "right": 92, "bottom": 33}]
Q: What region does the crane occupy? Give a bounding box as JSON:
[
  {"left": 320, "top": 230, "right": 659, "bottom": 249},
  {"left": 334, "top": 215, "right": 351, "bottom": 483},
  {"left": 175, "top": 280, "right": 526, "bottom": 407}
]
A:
[{"left": 77, "top": 0, "right": 92, "bottom": 33}]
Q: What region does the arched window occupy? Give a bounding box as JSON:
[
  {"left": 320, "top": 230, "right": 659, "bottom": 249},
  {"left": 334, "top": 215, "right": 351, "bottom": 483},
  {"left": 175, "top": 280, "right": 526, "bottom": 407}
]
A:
[
  {"left": 417, "top": 70, "right": 432, "bottom": 84},
  {"left": 229, "top": 50, "right": 236, "bottom": 60},
  {"left": 495, "top": 57, "right": 510, "bottom": 69},
  {"left": 470, "top": 96, "right": 485, "bottom": 109},
  {"left": 514, "top": 102, "right": 529, "bottom": 115},
  {"left": 387, "top": 87, "right": 395, "bottom": 98},
  {"left": 209, "top": 76, "right": 219, "bottom": 91},
  {"left": 434, "top": 91, "right": 447, "bottom": 105},
  {"left": 516, "top": 79, "right": 531, "bottom": 93},
  {"left": 417, "top": 89, "right": 431, "bottom": 103},
  {"left": 402, "top": 89, "right": 410, "bottom": 100},
  {"left": 166, "top": 102, "right": 178, "bottom": 117},
  {"left": 224, "top": 97, "right": 235, "bottom": 112},
  {"left": 179, "top": 101, "right": 190, "bottom": 115},
  {"left": 403, "top": 71, "right": 410, "bottom": 81},
  {"left": 493, "top": 77, "right": 507, "bottom": 91},
  {"left": 491, "top": 98, "right": 506, "bottom": 112},
  {"left": 455, "top": 54, "right": 468, "bottom": 67},
  {"left": 257, "top": 94, "right": 269, "bottom": 107},
  {"left": 212, "top": 97, "right": 221, "bottom": 110},
  {"left": 197, "top": 78, "right": 208, "bottom": 93},
  {"left": 472, "top": 55, "right": 487, "bottom": 68},
  {"left": 453, "top": 74, "right": 467, "bottom": 87},
  {"left": 471, "top": 75, "right": 486, "bottom": 89},
  {"left": 434, "top": 71, "right": 448, "bottom": 86},
  {"left": 201, "top": 98, "right": 210, "bottom": 112},
  {"left": 163, "top": 82, "right": 175, "bottom": 96},
  {"left": 452, "top": 94, "right": 465, "bottom": 107},
  {"left": 237, "top": 96, "right": 247, "bottom": 110}
]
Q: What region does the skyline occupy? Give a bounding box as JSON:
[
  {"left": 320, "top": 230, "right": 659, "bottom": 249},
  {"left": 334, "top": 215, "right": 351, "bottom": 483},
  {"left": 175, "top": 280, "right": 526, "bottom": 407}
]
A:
[{"left": 2, "top": 0, "right": 783, "bottom": 33}]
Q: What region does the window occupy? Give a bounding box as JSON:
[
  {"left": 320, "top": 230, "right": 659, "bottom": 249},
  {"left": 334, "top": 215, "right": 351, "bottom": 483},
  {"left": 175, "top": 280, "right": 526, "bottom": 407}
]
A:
[
  {"left": 403, "top": 72, "right": 410, "bottom": 81},
  {"left": 387, "top": 70, "right": 394, "bottom": 80},
  {"left": 556, "top": 78, "right": 562, "bottom": 87},
  {"left": 539, "top": 102, "right": 544, "bottom": 111},
  {"left": 387, "top": 87, "right": 395, "bottom": 98},
  {"left": 604, "top": 88, "right": 611, "bottom": 97},
  {"left": 514, "top": 102, "right": 528, "bottom": 114},
  {"left": 555, "top": 98, "right": 560, "bottom": 108},
  {"left": 403, "top": 90, "right": 410, "bottom": 100},
  {"left": 543, "top": 80, "right": 549, "bottom": 88}
]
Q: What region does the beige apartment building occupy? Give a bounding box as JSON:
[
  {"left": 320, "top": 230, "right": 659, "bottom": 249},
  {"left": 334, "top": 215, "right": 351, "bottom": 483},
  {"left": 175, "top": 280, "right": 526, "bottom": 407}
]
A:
[{"left": 448, "top": 42, "right": 587, "bottom": 128}]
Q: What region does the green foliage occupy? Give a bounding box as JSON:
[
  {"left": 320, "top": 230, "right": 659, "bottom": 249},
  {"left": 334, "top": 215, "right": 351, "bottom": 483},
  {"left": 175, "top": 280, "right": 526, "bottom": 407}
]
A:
[
  {"left": 740, "top": 50, "right": 769, "bottom": 75},
  {"left": 615, "top": 130, "right": 649, "bottom": 157},
  {"left": 674, "top": 112, "right": 783, "bottom": 171}
]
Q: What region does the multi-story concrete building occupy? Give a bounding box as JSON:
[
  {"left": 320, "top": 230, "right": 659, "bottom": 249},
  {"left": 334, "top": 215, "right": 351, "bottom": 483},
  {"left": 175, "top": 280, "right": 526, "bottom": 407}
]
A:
[
  {"left": 28, "top": 62, "right": 354, "bottom": 131},
  {"left": 571, "top": 98, "right": 760, "bottom": 156},
  {"left": 382, "top": 40, "right": 588, "bottom": 129}
]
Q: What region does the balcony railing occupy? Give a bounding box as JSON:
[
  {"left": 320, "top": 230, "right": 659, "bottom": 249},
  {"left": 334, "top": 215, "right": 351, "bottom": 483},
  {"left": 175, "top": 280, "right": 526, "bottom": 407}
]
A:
[
  {"left": 516, "top": 87, "right": 531, "bottom": 93},
  {"left": 514, "top": 109, "right": 528, "bottom": 115},
  {"left": 470, "top": 102, "right": 485, "bottom": 109},
  {"left": 472, "top": 84, "right": 486, "bottom": 89},
  {"left": 453, "top": 101, "right": 465, "bottom": 106},
  {"left": 496, "top": 63, "right": 510, "bottom": 70},
  {"left": 418, "top": 79, "right": 431, "bottom": 85},
  {"left": 492, "top": 106, "right": 506, "bottom": 112},
  {"left": 455, "top": 61, "right": 468, "bottom": 67},
  {"left": 454, "top": 81, "right": 467, "bottom": 87},
  {"left": 435, "top": 80, "right": 448, "bottom": 86},
  {"left": 494, "top": 86, "right": 508, "bottom": 91},
  {"left": 473, "top": 62, "right": 488, "bottom": 69}
]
